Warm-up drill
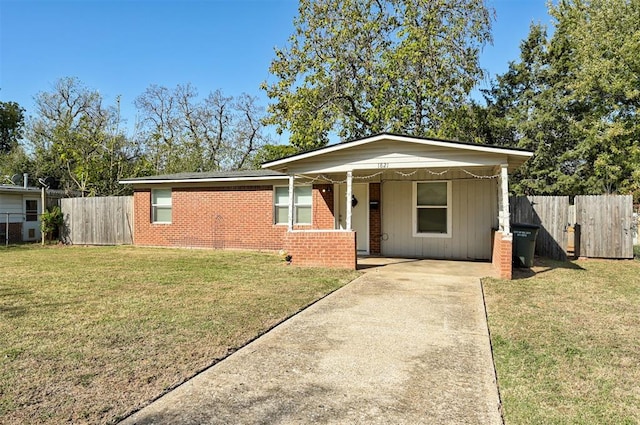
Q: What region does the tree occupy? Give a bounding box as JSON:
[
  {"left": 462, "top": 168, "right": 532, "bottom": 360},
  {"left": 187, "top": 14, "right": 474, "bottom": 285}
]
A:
[
  {"left": 480, "top": 23, "right": 584, "bottom": 195},
  {"left": 134, "top": 84, "right": 270, "bottom": 174},
  {"left": 554, "top": 0, "right": 640, "bottom": 198},
  {"left": 0, "top": 101, "right": 25, "bottom": 153},
  {"left": 0, "top": 145, "right": 35, "bottom": 182},
  {"left": 474, "top": 0, "right": 640, "bottom": 198},
  {"left": 28, "top": 77, "right": 145, "bottom": 196},
  {"left": 262, "top": 0, "right": 493, "bottom": 149},
  {"left": 251, "top": 144, "right": 301, "bottom": 168}
]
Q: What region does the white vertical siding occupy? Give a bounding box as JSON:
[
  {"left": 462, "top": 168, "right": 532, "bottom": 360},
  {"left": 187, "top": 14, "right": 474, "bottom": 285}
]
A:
[
  {"left": 381, "top": 178, "right": 497, "bottom": 260},
  {"left": 0, "top": 194, "right": 26, "bottom": 222}
]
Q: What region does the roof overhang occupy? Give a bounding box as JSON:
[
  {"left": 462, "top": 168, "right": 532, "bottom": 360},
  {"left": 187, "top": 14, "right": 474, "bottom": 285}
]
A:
[
  {"left": 0, "top": 185, "right": 67, "bottom": 196},
  {"left": 119, "top": 175, "right": 286, "bottom": 185},
  {"left": 119, "top": 170, "right": 288, "bottom": 185}
]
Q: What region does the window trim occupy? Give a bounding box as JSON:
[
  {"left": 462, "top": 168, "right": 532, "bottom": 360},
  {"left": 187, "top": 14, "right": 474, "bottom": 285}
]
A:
[
  {"left": 25, "top": 199, "right": 39, "bottom": 222},
  {"left": 273, "top": 185, "right": 312, "bottom": 226},
  {"left": 412, "top": 180, "right": 452, "bottom": 238},
  {"left": 151, "top": 188, "right": 172, "bottom": 224}
]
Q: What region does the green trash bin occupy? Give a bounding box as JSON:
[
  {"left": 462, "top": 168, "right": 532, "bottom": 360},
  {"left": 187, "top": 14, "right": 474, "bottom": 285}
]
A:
[{"left": 512, "top": 223, "right": 540, "bottom": 267}]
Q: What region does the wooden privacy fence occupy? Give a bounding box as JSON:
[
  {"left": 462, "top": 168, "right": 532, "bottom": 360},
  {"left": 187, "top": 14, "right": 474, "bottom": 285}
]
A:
[
  {"left": 575, "top": 195, "right": 634, "bottom": 259},
  {"left": 510, "top": 195, "right": 569, "bottom": 261},
  {"left": 511, "top": 195, "right": 634, "bottom": 260},
  {"left": 60, "top": 196, "right": 133, "bottom": 245}
]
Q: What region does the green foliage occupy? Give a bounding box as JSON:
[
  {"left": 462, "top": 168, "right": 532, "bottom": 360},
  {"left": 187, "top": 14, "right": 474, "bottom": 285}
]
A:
[
  {"left": 0, "top": 101, "right": 25, "bottom": 153},
  {"left": 40, "top": 206, "right": 64, "bottom": 241},
  {"left": 470, "top": 1, "right": 640, "bottom": 197},
  {"left": 0, "top": 146, "right": 35, "bottom": 180},
  {"left": 10, "top": 78, "right": 271, "bottom": 196},
  {"left": 263, "top": 0, "right": 493, "bottom": 149},
  {"left": 251, "top": 144, "right": 301, "bottom": 167},
  {"left": 27, "top": 77, "right": 148, "bottom": 196}
]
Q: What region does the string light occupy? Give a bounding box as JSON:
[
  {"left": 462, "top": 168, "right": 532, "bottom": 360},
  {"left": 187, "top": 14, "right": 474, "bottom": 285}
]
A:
[
  {"left": 395, "top": 170, "right": 419, "bottom": 177},
  {"left": 460, "top": 169, "right": 500, "bottom": 179},
  {"left": 296, "top": 168, "right": 500, "bottom": 183}
]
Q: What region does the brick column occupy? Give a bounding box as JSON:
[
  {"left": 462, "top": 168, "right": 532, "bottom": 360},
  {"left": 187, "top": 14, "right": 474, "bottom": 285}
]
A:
[{"left": 492, "top": 230, "right": 513, "bottom": 279}]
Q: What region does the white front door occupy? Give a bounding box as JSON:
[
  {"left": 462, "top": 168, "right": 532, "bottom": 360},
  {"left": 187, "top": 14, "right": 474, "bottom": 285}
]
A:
[
  {"left": 23, "top": 197, "right": 41, "bottom": 241},
  {"left": 336, "top": 183, "right": 369, "bottom": 254}
]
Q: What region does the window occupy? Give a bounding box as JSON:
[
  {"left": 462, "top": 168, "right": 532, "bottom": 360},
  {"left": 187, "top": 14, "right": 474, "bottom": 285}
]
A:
[
  {"left": 152, "top": 189, "right": 172, "bottom": 223},
  {"left": 274, "top": 186, "right": 312, "bottom": 225},
  {"left": 413, "top": 181, "right": 451, "bottom": 237},
  {"left": 25, "top": 200, "right": 38, "bottom": 222}
]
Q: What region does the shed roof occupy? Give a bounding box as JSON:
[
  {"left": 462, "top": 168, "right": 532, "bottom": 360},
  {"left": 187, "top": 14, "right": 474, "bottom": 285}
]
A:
[{"left": 0, "top": 185, "right": 68, "bottom": 197}]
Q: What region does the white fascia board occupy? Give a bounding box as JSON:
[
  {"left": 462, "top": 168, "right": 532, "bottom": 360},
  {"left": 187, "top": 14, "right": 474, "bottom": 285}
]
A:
[
  {"left": 262, "top": 134, "right": 533, "bottom": 169},
  {"left": 119, "top": 175, "right": 287, "bottom": 185},
  {"left": 389, "top": 135, "right": 534, "bottom": 158}
]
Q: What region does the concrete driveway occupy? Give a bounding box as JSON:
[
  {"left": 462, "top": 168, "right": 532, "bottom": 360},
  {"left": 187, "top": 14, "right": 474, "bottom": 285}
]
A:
[{"left": 120, "top": 259, "right": 502, "bottom": 425}]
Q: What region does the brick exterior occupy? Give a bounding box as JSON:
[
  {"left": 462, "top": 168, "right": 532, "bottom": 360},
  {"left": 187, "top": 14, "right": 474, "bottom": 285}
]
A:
[
  {"left": 492, "top": 230, "right": 513, "bottom": 279},
  {"left": 0, "top": 223, "right": 22, "bottom": 243},
  {"left": 312, "top": 184, "right": 335, "bottom": 229},
  {"left": 284, "top": 230, "right": 357, "bottom": 269},
  {"left": 132, "top": 180, "right": 502, "bottom": 273},
  {"left": 369, "top": 183, "right": 381, "bottom": 255},
  {"left": 133, "top": 184, "right": 335, "bottom": 251}
]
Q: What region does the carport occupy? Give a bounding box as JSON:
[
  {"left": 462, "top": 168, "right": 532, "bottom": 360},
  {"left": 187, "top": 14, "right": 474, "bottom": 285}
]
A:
[{"left": 263, "top": 133, "right": 533, "bottom": 279}]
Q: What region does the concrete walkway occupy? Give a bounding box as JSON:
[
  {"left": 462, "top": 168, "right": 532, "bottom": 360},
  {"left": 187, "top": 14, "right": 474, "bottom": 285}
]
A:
[{"left": 120, "top": 259, "right": 502, "bottom": 425}]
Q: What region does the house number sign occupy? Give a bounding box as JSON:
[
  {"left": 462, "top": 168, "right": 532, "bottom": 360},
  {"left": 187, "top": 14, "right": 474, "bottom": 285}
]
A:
[{"left": 377, "top": 162, "right": 389, "bottom": 168}]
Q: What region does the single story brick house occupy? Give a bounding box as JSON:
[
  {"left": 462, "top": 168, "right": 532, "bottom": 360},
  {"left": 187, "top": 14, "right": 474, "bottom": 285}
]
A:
[{"left": 120, "top": 133, "right": 532, "bottom": 279}]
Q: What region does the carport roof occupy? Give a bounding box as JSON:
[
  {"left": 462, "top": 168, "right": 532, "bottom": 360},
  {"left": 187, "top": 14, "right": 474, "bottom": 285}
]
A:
[{"left": 262, "top": 132, "right": 533, "bottom": 174}]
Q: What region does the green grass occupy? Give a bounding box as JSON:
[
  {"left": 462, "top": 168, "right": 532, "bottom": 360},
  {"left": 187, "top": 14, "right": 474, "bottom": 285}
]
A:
[
  {"left": 484, "top": 259, "right": 640, "bottom": 424},
  {"left": 634, "top": 244, "right": 639, "bottom": 259},
  {"left": 0, "top": 245, "right": 359, "bottom": 424}
]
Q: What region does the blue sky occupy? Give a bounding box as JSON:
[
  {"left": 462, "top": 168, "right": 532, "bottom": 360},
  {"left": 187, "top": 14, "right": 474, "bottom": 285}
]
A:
[{"left": 0, "top": 0, "right": 552, "bottom": 144}]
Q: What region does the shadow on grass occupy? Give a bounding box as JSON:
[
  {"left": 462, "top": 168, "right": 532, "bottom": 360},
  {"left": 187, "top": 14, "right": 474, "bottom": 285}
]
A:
[
  {"left": 511, "top": 257, "right": 586, "bottom": 280},
  {"left": 0, "top": 242, "right": 46, "bottom": 250}
]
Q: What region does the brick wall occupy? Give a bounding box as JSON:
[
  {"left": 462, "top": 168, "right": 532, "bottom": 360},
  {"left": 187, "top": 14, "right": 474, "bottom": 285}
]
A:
[
  {"left": 0, "top": 223, "right": 22, "bottom": 243},
  {"left": 133, "top": 184, "right": 336, "bottom": 250},
  {"left": 312, "top": 184, "right": 334, "bottom": 229},
  {"left": 369, "top": 183, "right": 381, "bottom": 255},
  {"left": 284, "top": 230, "right": 357, "bottom": 269},
  {"left": 492, "top": 230, "right": 513, "bottom": 279}
]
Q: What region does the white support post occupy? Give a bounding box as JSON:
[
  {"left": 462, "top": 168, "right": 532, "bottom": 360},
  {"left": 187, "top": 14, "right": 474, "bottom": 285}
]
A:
[
  {"left": 41, "top": 186, "right": 46, "bottom": 246},
  {"left": 288, "top": 175, "right": 295, "bottom": 232},
  {"left": 499, "top": 164, "right": 510, "bottom": 234},
  {"left": 345, "top": 171, "right": 353, "bottom": 231}
]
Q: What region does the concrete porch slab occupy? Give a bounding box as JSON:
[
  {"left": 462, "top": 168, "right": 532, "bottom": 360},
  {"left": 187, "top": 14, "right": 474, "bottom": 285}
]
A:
[{"left": 358, "top": 257, "right": 499, "bottom": 279}]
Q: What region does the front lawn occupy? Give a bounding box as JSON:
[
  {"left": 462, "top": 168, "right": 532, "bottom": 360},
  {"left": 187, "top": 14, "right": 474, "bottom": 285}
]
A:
[
  {"left": 0, "top": 245, "right": 359, "bottom": 424},
  {"left": 484, "top": 259, "right": 640, "bottom": 424}
]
